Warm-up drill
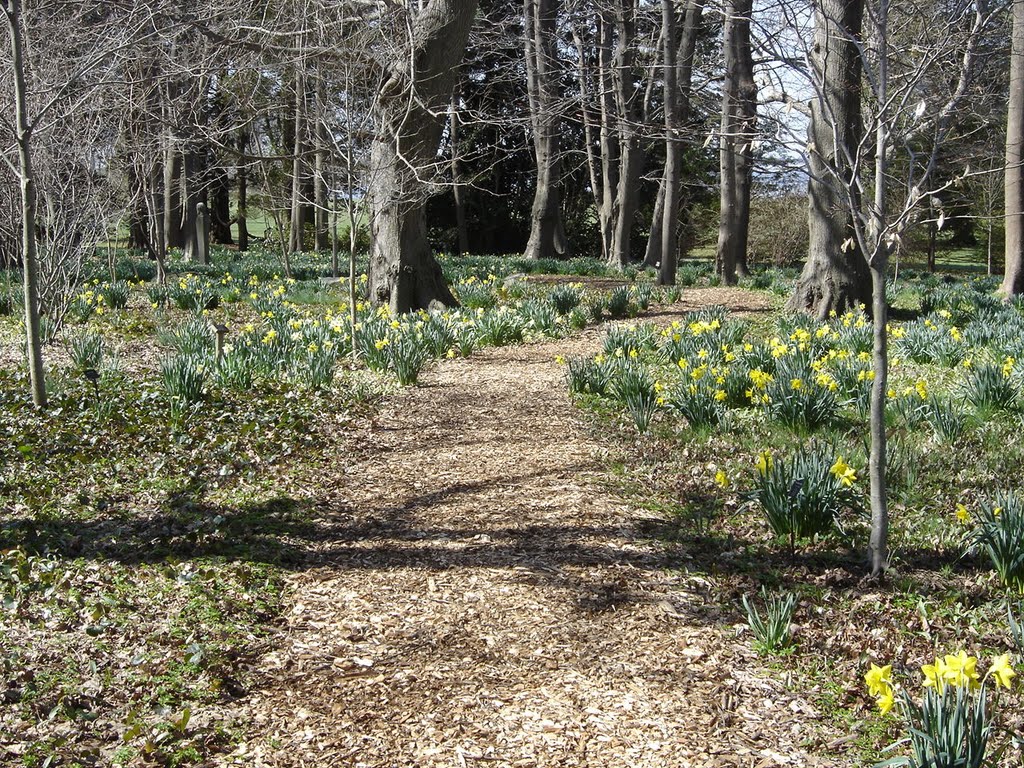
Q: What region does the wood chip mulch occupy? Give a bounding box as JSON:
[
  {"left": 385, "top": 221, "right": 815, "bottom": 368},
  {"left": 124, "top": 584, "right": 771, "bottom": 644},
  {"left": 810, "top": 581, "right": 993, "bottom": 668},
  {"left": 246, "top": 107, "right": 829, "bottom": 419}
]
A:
[{"left": 219, "top": 289, "right": 852, "bottom": 767}]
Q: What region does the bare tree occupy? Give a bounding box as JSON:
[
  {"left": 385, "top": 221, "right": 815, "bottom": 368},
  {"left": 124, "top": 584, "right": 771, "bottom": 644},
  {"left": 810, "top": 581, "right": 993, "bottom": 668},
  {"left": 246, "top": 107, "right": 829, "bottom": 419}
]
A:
[
  {"left": 366, "top": 0, "right": 478, "bottom": 313},
  {"left": 1005, "top": 0, "right": 1024, "bottom": 295},
  {"left": 523, "top": 0, "right": 569, "bottom": 260}
]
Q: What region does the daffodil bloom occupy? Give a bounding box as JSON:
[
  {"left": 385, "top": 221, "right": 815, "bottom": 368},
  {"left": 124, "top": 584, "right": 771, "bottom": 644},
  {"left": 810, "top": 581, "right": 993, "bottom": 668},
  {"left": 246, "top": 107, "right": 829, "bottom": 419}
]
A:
[
  {"left": 714, "top": 389, "right": 727, "bottom": 402},
  {"left": 756, "top": 450, "right": 773, "bottom": 475},
  {"left": 989, "top": 654, "right": 1016, "bottom": 689},
  {"left": 555, "top": 355, "right": 565, "bottom": 365},
  {"left": 876, "top": 687, "right": 895, "bottom": 715},
  {"left": 922, "top": 657, "right": 947, "bottom": 688},
  {"left": 830, "top": 456, "right": 856, "bottom": 487},
  {"left": 865, "top": 664, "right": 893, "bottom": 697},
  {"left": 677, "top": 358, "right": 689, "bottom": 371},
  {"left": 955, "top": 504, "right": 970, "bottom": 524},
  {"left": 942, "top": 651, "right": 980, "bottom": 690},
  {"left": 715, "top": 469, "right": 729, "bottom": 488},
  {"left": 791, "top": 378, "right": 803, "bottom": 390}
]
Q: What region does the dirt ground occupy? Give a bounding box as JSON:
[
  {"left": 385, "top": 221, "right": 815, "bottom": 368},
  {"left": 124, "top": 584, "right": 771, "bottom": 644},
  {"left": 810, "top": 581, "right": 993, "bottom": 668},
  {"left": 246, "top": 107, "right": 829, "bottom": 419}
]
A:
[{"left": 217, "top": 289, "right": 851, "bottom": 768}]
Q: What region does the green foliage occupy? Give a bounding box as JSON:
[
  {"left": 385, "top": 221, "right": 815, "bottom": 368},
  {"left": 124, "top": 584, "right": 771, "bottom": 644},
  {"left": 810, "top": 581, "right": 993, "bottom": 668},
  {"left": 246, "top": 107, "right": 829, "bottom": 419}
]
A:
[
  {"left": 519, "top": 299, "right": 560, "bottom": 335},
  {"left": 881, "top": 685, "right": 994, "bottom": 768},
  {"left": 962, "top": 362, "right": 1019, "bottom": 413},
  {"left": 386, "top": 333, "right": 429, "bottom": 386},
  {"left": 665, "top": 381, "right": 726, "bottom": 430},
  {"left": 766, "top": 368, "right": 839, "bottom": 432},
  {"left": 631, "top": 282, "right": 654, "bottom": 310},
  {"left": 161, "top": 355, "right": 207, "bottom": 405},
  {"left": 169, "top": 276, "right": 220, "bottom": 313},
  {"left": 742, "top": 587, "right": 797, "bottom": 654},
  {"left": 920, "top": 396, "right": 967, "bottom": 443},
  {"left": 475, "top": 308, "right": 525, "bottom": 346},
  {"left": 605, "top": 286, "right": 633, "bottom": 319},
  {"left": 744, "top": 447, "right": 863, "bottom": 545},
  {"left": 548, "top": 284, "right": 583, "bottom": 315},
  {"left": 99, "top": 281, "right": 131, "bottom": 310},
  {"left": 67, "top": 330, "right": 105, "bottom": 372},
  {"left": 972, "top": 491, "right": 1024, "bottom": 592},
  {"left": 565, "top": 355, "right": 613, "bottom": 397},
  {"left": 609, "top": 362, "right": 658, "bottom": 433}
]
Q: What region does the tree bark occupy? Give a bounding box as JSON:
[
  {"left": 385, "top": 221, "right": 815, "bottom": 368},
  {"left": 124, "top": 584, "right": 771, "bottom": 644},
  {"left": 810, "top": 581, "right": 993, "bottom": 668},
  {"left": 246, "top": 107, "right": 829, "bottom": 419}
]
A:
[
  {"left": 658, "top": 0, "right": 680, "bottom": 285},
  {"left": 1004, "top": 0, "right": 1024, "bottom": 296},
  {"left": 787, "top": 0, "right": 870, "bottom": 319},
  {"left": 163, "top": 143, "right": 183, "bottom": 250},
  {"left": 367, "top": 0, "right": 478, "bottom": 314},
  {"left": 5, "top": 0, "right": 46, "bottom": 407},
  {"left": 449, "top": 90, "right": 470, "bottom": 255},
  {"left": 716, "top": 0, "right": 756, "bottom": 286},
  {"left": 289, "top": 47, "right": 307, "bottom": 254},
  {"left": 523, "top": 0, "right": 568, "bottom": 261},
  {"left": 237, "top": 132, "right": 249, "bottom": 252},
  {"left": 608, "top": 0, "right": 643, "bottom": 269}
]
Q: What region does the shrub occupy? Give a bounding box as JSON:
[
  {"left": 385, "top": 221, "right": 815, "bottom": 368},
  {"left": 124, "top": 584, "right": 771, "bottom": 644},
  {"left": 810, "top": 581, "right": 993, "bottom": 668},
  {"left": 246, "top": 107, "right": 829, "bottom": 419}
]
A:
[
  {"left": 962, "top": 361, "right": 1018, "bottom": 413},
  {"left": 605, "top": 286, "right": 633, "bottom": 319},
  {"left": 744, "top": 447, "right": 863, "bottom": 548},
  {"left": 99, "top": 281, "right": 131, "bottom": 310},
  {"left": 564, "top": 355, "right": 613, "bottom": 397}
]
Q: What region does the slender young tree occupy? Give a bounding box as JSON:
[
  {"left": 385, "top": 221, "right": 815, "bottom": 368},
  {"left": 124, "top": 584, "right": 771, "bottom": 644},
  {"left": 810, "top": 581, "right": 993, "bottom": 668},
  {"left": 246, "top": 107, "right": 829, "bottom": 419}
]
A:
[{"left": 1005, "top": 0, "right": 1024, "bottom": 296}]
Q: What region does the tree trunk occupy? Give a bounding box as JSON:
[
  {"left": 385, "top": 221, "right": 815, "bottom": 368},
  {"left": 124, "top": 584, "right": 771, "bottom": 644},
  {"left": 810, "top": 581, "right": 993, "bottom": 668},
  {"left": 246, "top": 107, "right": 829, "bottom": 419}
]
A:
[
  {"left": 607, "top": 0, "right": 643, "bottom": 269},
  {"left": 237, "top": 133, "right": 249, "bottom": 252},
  {"left": 658, "top": 0, "right": 680, "bottom": 285},
  {"left": 716, "top": 0, "right": 756, "bottom": 286},
  {"left": 289, "top": 50, "right": 307, "bottom": 254},
  {"left": 181, "top": 147, "right": 205, "bottom": 263},
  {"left": 597, "top": 11, "right": 618, "bottom": 263},
  {"left": 450, "top": 91, "right": 470, "bottom": 255},
  {"left": 163, "top": 145, "right": 183, "bottom": 250},
  {"left": 367, "top": 0, "right": 478, "bottom": 314},
  {"left": 647, "top": 0, "right": 702, "bottom": 276},
  {"left": 787, "top": 0, "right": 870, "bottom": 319},
  {"left": 5, "top": 0, "right": 46, "bottom": 407},
  {"left": 210, "top": 165, "right": 233, "bottom": 245},
  {"left": 524, "top": 0, "right": 568, "bottom": 261},
  {"left": 1004, "top": 0, "right": 1024, "bottom": 296}
]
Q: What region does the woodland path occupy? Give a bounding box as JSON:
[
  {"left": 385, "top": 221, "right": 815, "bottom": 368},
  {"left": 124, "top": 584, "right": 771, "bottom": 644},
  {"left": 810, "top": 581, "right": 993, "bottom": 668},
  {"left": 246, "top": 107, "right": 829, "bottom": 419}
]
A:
[{"left": 226, "top": 289, "right": 846, "bottom": 768}]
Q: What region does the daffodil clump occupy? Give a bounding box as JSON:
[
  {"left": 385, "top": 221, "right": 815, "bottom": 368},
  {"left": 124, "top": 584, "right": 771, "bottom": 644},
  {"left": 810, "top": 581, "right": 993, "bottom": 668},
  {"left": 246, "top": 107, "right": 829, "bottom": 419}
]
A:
[
  {"left": 968, "top": 492, "right": 1024, "bottom": 593},
  {"left": 865, "top": 653, "right": 1016, "bottom": 768},
  {"left": 743, "top": 446, "right": 863, "bottom": 546}
]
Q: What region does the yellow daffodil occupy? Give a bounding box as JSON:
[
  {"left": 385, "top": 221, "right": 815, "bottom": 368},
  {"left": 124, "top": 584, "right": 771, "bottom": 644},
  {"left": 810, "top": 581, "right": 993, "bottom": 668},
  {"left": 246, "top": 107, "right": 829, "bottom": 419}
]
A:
[
  {"left": 830, "top": 456, "right": 857, "bottom": 487},
  {"left": 865, "top": 664, "right": 893, "bottom": 697},
  {"left": 715, "top": 469, "right": 729, "bottom": 488},
  {"left": 756, "top": 450, "right": 773, "bottom": 475},
  {"left": 989, "top": 654, "right": 1016, "bottom": 689},
  {"left": 955, "top": 504, "right": 970, "bottom": 524}
]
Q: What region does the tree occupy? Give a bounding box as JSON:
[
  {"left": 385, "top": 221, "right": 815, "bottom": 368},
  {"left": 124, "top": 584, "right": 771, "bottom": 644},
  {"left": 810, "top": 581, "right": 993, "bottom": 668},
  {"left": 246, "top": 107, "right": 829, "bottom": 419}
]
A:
[
  {"left": 1005, "top": 0, "right": 1024, "bottom": 296},
  {"left": 715, "top": 0, "right": 756, "bottom": 285},
  {"left": 523, "top": 0, "right": 569, "bottom": 260},
  {"left": 786, "top": 0, "right": 871, "bottom": 319},
  {"left": 367, "top": 0, "right": 479, "bottom": 313}
]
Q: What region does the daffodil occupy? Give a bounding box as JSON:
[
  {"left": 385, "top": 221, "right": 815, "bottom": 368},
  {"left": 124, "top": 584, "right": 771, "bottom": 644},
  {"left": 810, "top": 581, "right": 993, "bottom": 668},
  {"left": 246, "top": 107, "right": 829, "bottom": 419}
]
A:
[
  {"left": 715, "top": 469, "right": 729, "bottom": 489},
  {"left": 830, "top": 456, "right": 857, "bottom": 487},
  {"left": 756, "top": 450, "right": 773, "bottom": 475},
  {"left": 865, "top": 664, "right": 893, "bottom": 697},
  {"left": 955, "top": 504, "right": 970, "bottom": 524},
  {"left": 989, "top": 654, "right": 1016, "bottom": 689},
  {"left": 876, "top": 687, "right": 895, "bottom": 715}
]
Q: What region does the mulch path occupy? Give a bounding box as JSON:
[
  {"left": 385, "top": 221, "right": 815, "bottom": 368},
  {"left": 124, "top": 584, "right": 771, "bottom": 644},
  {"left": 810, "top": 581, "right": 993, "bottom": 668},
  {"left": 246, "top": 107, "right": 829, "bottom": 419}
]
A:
[{"left": 221, "top": 289, "right": 850, "bottom": 767}]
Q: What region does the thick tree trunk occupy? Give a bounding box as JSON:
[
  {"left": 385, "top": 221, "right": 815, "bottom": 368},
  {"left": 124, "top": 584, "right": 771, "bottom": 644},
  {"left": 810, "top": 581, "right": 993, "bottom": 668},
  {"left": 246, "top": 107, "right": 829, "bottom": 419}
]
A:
[
  {"left": 210, "top": 165, "right": 233, "bottom": 245},
  {"left": 607, "top": 0, "right": 643, "bottom": 269},
  {"left": 367, "top": 0, "right": 478, "bottom": 314},
  {"left": 524, "top": 0, "right": 568, "bottom": 261},
  {"left": 787, "top": 0, "right": 870, "bottom": 319},
  {"left": 6, "top": 0, "right": 46, "bottom": 407},
  {"left": 716, "top": 0, "right": 756, "bottom": 286},
  {"left": 1004, "top": 0, "right": 1024, "bottom": 296},
  {"left": 163, "top": 145, "right": 183, "bottom": 250},
  {"left": 645, "top": 170, "right": 667, "bottom": 268}
]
